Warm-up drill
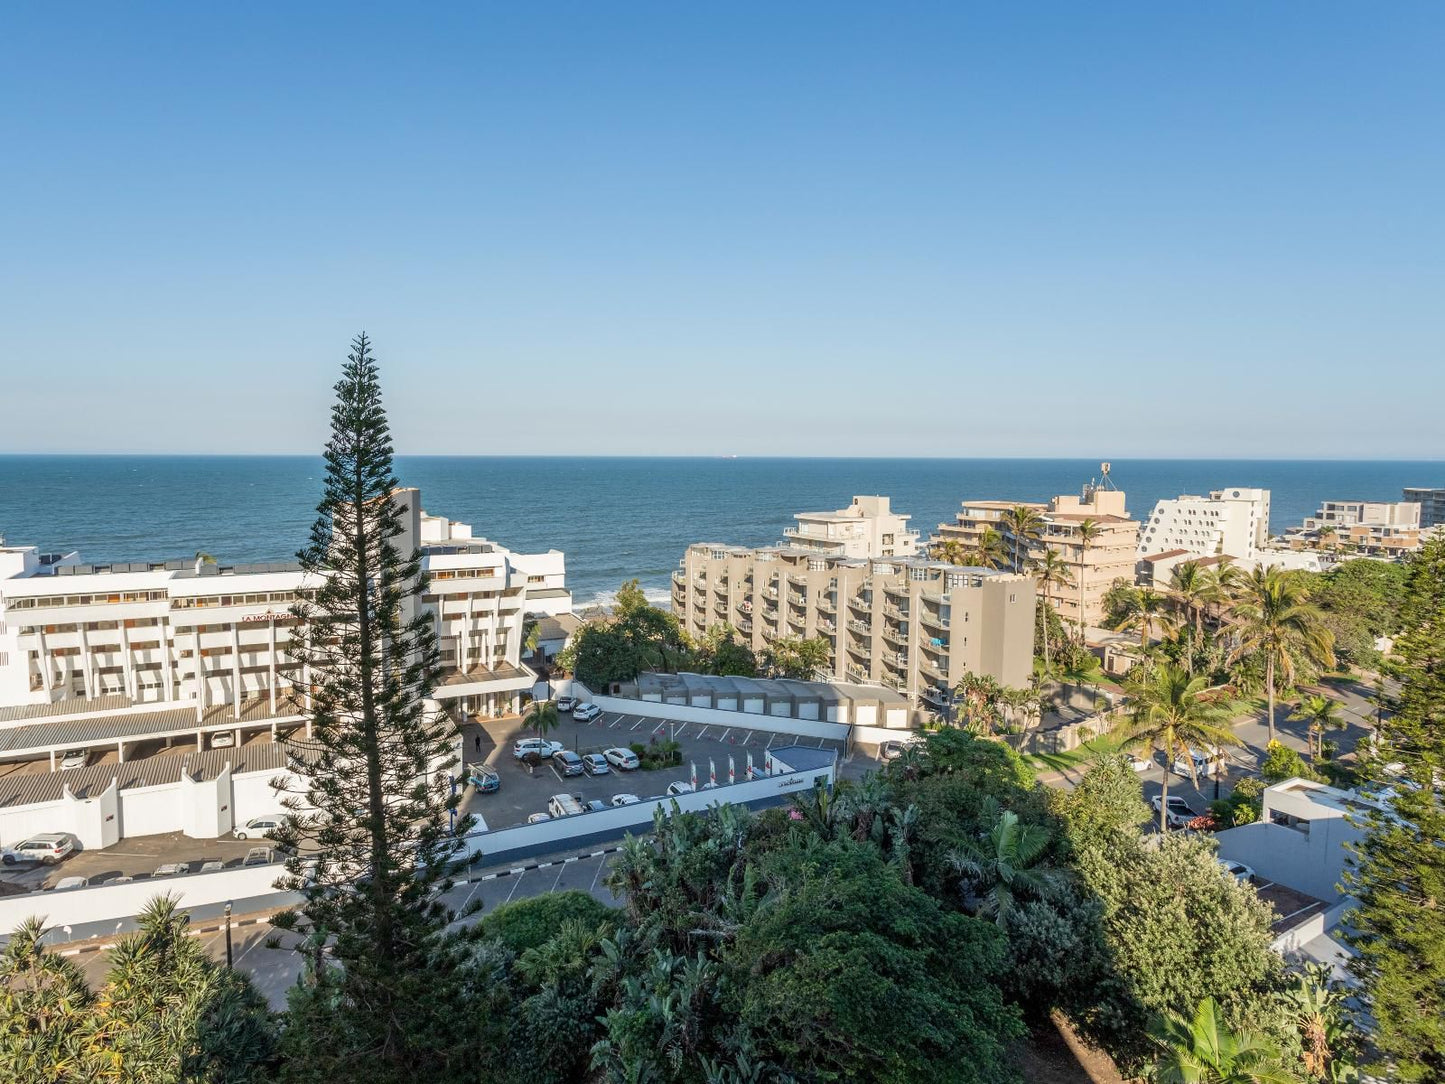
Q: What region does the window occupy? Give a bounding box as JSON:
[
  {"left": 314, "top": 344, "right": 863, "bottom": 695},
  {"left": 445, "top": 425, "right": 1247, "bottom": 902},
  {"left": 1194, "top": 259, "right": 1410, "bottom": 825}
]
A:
[{"left": 527, "top": 575, "right": 546, "bottom": 584}]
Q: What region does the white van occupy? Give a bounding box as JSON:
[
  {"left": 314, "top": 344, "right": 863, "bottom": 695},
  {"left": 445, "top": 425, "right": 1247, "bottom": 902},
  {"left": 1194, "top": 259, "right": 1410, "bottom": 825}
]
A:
[
  {"left": 1171, "top": 747, "right": 1223, "bottom": 779},
  {"left": 546, "top": 794, "right": 584, "bottom": 818}
]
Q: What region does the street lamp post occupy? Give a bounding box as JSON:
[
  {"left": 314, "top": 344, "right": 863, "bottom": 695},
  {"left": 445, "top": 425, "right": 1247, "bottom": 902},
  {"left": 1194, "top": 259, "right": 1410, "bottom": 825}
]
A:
[{"left": 224, "top": 901, "right": 233, "bottom": 969}]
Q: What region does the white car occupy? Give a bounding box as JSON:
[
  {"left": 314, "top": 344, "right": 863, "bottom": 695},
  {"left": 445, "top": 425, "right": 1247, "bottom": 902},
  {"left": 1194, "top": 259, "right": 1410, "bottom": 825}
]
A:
[
  {"left": 610, "top": 793, "right": 641, "bottom": 806},
  {"left": 556, "top": 696, "right": 577, "bottom": 712},
  {"left": 604, "top": 747, "right": 640, "bottom": 771},
  {"left": 199, "top": 860, "right": 225, "bottom": 874},
  {"left": 665, "top": 781, "right": 695, "bottom": 796},
  {"left": 60, "top": 749, "right": 89, "bottom": 771},
  {"left": 527, "top": 812, "right": 553, "bottom": 824},
  {"left": 513, "top": 738, "right": 564, "bottom": 760},
  {"left": 210, "top": 732, "right": 237, "bottom": 749},
  {"left": 1172, "top": 747, "right": 1223, "bottom": 778},
  {"left": 6, "top": 834, "right": 76, "bottom": 866},
  {"left": 1127, "top": 754, "right": 1153, "bottom": 773},
  {"left": 1151, "top": 795, "right": 1200, "bottom": 829},
  {"left": 573, "top": 704, "right": 603, "bottom": 722},
  {"left": 53, "top": 876, "right": 89, "bottom": 891},
  {"left": 1219, "top": 859, "right": 1255, "bottom": 885},
  {"left": 234, "top": 815, "right": 282, "bottom": 840}
]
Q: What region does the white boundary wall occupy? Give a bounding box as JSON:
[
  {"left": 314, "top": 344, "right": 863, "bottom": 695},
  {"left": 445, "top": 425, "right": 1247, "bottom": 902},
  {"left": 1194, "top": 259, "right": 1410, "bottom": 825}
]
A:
[
  {"left": 0, "top": 861, "right": 289, "bottom": 935},
  {"left": 3, "top": 753, "right": 835, "bottom": 939}
]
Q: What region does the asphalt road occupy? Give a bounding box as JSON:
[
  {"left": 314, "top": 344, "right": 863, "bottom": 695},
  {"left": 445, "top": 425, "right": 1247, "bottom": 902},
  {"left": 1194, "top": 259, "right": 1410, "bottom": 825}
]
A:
[{"left": 67, "top": 843, "right": 624, "bottom": 1010}]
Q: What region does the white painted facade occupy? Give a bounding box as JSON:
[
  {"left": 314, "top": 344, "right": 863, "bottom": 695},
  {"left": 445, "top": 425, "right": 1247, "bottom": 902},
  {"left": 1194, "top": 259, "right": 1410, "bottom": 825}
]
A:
[
  {"left": 0, "top": 488, "right": 572, "bottom": 722},
  {"left": 1139, "top": 487, "right": 1270, "bottom": 562},
  {"left": 779, "top": 495, "right": 920, "bottom": 558}
]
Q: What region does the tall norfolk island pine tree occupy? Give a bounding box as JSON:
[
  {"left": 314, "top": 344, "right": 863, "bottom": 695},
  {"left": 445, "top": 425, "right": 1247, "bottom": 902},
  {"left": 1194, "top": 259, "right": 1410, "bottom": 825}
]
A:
[{"left": 271, "top": 334, "right": 474, "bottom": 1081}]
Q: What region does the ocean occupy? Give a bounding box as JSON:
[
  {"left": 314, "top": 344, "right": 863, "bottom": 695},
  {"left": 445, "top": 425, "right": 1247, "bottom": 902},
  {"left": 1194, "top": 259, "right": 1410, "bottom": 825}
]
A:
[{"left": 1, "top": 456, "right": 1439, "bottom": 607}]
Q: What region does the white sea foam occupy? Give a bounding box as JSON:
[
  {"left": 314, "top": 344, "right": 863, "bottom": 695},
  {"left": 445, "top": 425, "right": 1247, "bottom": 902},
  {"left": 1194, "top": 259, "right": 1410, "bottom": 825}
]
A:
[{"left": 580, "top": 586, "right": 673, "bottom": 613}]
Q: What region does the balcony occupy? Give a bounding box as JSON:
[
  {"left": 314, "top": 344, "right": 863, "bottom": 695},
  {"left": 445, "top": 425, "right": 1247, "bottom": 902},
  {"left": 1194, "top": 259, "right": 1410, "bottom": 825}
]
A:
[
  {"left": 693, "top": 577, "right": 706, "bottom": 590},
  {"left": 762, "top": 609, "right": 779, "bottom": 624},
  {"left": 920, "top": 609, "right": 949, "bottom": 631},
  {"left": 672, "top": 570, "right": 686, "bottom": 585},
  {"left": 883, "top": 624, "right": 908, "bottom": 647},
  {"left": 846, "top": 666, "right": 869, "bottom": 684},
  {"left": 848, "top": 619, "right": 869, "bottom": 634},
  {"left": 885, "top": 583, "right": 909, "bottom": 600},
  {"left": 713, "top": 581, "right": 728, "bottom": 595},
  {"left": 714, "top": 602, "right": 728, "bottom": 616},
  {"left": 848, "top": 595, "right": 871, "bottom": 613},
  {"left": 764, "top": 587, "right": 779, "bottom": 600},
  {"left": 788, "top": 594, "right": 807, "bottom": 611},
  {"left": 817, "top": 618, "right": 836, "bottom": 632},
  {"left": 739, "top": 619, "right": 754, "bottom": 633},
  {"left": 847, "top": 638, "right": 869, "bottom": 660},
  {"left": 738, "top": 600, "right": 753, "bottom": 614},
  {"left": 816, "top": 596, "right": 836, "bottom": 613},
  {"left": 884, "top": 604, "right": 910, "bottom": 621},
  {"left": 920, "top": 655, "right": 949, "bottom": 681}
]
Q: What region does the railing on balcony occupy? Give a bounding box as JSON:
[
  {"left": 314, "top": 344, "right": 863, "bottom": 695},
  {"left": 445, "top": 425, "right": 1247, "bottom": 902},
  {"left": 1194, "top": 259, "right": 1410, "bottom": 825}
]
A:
[
  {"left": 848, "top": 619, "right": 869, "bottom": 634},
  {"left": 849, "top": 595, "right": 871, "bottom": 612},
  {"left": 818, "top": 618, "right": 836, "bottom": 632},
  {"left": 739, "top": 620, "right": 754, "bottom": 633},
  {"left": 817, "top": 596, "right": 836, "bottom": 613},
  {"left": 764, "top": 587, "right": 779, "bottom": 599},
  {"left": 919, "top": 609, "right": 949, "bottom": 630},
  {"left": 738, "top": 601, "right": 753, "bottom": 614},
  {"left": 672, "top": 570, "right": 686, "bottom": 585},
  {"left": 883, "top": 625, "right": 908, "bottom": 646},
  {"left": 884, "top": 604, "right": 910, "bottom": 621}
]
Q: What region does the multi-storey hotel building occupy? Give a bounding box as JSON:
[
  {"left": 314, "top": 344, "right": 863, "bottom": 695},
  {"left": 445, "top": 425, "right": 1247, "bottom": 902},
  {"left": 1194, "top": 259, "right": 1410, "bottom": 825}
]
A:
[
  {"left": 1138, "top": 488, "right": 1270, "bottom": 563},
  {"left": 0, "top": 489, "right": 570, "bottom": 768},
  {"left": 932, "top": 485, "right": 1140, "bottom": 631},
  {"left": 672, "top": 497, "right": 1035, "bottom": 712}
]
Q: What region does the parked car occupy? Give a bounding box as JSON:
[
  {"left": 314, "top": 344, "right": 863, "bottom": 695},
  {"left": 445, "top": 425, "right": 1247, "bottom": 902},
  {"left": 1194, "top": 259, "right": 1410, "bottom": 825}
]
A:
[
  {"left": 199, "top": 860, "right": 225, "bottom": 874},
  {"left": 604, "top": 747, "right": 640, "bottom": 771},
  {"left": 467, "top": 765, "right": 501, "bottom": 793},
  {"left": 6, "top": 834, "right": 75, "bottom": 866},
  {"left": 556, "top": 696, "right": 577, "bottom": 712},
  {"left": 1172, "top": 747, "right": 1223, "bottom": 778},
  {"left": 153, "top": 862, "right": 189, "bottom": 877},
  {"left": 513, "top": 738, "right": 564, "bottom": 760},
  {"left": 610, "top": 793, "right": 641, "bottom": 806},
  {"left": 1151, "top": 794, "right": 1200, "bottom": 829},
  {"left": 210, "top": 732, "right": 237, "bottom": 749},
  {"left": 233, "top": 816, "right": 282, "bottom": 840},
  {"left": 106, "top": 874, "right": 135, "bottom": 885},
  {"left": 547, "top": 794, "right": 584, "bottom": 818},
  {"left": 53, "top": 876, "right": 89, "bottom": 891},
  {"left": 1219, "top": 859, "right": 1255, "bottom": 885},
  {"left": 242, "top": 847, "right": 274, "bottom": 867},
  {"left": 60, "top": 749, "right": 89, "bottom": 770},
  {"left": 1127, "top": 754, "right": 1153, "bottom": 773},
  {"left": 582, "top": 753, "right": 611, "bottom": 776},
  {"left": 527, "top": 812, "right": 553, "bottom": 824},
  {"left": 665, "top": 781, "right": 695, "bottom": 796},
  {"left": 552, "top": 750, "right": 585, "bottom": 777},
  {"left": 573, "top": 704, "right": 603, "bottom": 722},
  {"left": 583, "top": 799, "right": 608, "bottom": 813}
]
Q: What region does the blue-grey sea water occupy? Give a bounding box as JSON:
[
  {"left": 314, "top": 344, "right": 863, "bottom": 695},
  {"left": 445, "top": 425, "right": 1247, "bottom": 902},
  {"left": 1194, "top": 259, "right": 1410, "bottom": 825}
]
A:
[{"left": 1, "top": 457, "right": 1439, "bottom": 607}]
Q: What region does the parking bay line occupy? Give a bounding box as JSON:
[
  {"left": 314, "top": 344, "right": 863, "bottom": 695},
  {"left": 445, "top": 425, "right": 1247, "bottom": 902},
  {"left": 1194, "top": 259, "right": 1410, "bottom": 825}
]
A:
[
  {"left": 718, "top": 728, "right": 731, "bottom": 744},
  {"left": 630, "top": 719, "right": 645, "bottom": 731}
]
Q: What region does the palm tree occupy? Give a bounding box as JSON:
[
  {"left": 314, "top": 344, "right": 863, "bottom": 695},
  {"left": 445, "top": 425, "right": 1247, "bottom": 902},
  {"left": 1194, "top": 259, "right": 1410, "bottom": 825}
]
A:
[
  {"left": 1283, "top": 963, "right": 1358, "bottom": 1082},
  {"left": 1315, "top": 525, "right": 1338, "bottom": 553},
  {"left": 1151, "top": 997, "right": 1295, "bottom": 1084},
  {"left": 952, "top": 671, "right": 1003, "bottom": 733},
  {"left": 0, "top": 917, "right": 94, "bottom": 1081},
  {"left": 1073, "top": 518, "right": 1103, "bottom": 643},
  {"left": 1202, "top": 559, "right": 1244, "bottom": 623},
  {"left": 1117, "top": 664, "right": 1239, "bottom": 832},
  {"left": 1168, "top": 560, "right": 1212, "bottom": 673},
  {"left": 1288, "top": 693, "right": 1346, "bottom": 764},
  {"left": 1000, "top": 505, "right": 1045, "bottom": 571},
  {"left": 966, "top": 528, "right": 1008, "bottom": 570},
  {"left": 530, "top": 699, "right": 561, "bottom": 741},
  {"left": 194, "top": 550, "right": 217, "bottom": 565},
  {"left": 1108, "top": 586, "right": 1174, "bottom": 657},
  {"left": 1032, "top": 548, "right": 1074, "bottom": 675},
  {"left": 947, "top": 798, "right": 1067, "bottom": 925},
  {"left": 929, "top": 538, "right": 969, "bottom": 566},
  {"left": 1228, "top": 567, "right": 1335, "bottom": 744}
]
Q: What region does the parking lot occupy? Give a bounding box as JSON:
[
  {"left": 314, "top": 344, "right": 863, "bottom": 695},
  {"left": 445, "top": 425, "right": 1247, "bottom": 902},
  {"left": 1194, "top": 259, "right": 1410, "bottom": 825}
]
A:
[
  {"left": 1, "top": 830, "right": 273, "bottom": 893},
  {"left": 462, "top": 708, "right": 860, "bottom": 829}
]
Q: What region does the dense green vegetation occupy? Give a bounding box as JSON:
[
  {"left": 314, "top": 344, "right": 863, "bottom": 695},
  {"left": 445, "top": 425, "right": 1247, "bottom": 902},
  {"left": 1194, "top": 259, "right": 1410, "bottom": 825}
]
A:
[
  {"left": 1344, "top": 537, "right": 1445, "bottom": 1080},
  {"left": 557, "top": 585, "right": 829, "bottom": 688}
]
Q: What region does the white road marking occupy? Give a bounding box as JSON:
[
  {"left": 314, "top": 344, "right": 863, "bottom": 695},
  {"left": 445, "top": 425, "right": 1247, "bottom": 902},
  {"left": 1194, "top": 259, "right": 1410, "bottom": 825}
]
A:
[
  {"left": 651, "top": 720, "right": 666, "bottom": 734},
  {"left": 589, "top": 856, "right": 608, "bottom": 894},
  {"left": 630, "top": 719, "right": 644, "bottom": 731},
  {"left": 765, "top": 733, "right": 775, "bottom": 749},
  {"left": 502, "top": 870, "right": 526, "bottom": 904},
  {"left": 696, "top": 726, "right": 710, "bottom": 740},
  {"left": 718, "top": 728, "right": 731, "bottom": 744},
  {"left": 549, "top": 864, "right": 567, "bottom": 892}
]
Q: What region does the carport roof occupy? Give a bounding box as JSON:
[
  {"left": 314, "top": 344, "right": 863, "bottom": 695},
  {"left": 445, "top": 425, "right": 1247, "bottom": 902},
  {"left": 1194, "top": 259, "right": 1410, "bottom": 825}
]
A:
[
  {"left": 770, "top": 746, "right": 837, "bottom": 773},
  {"left": 0, "top": 700, "right": 306, "bottom": 759},
  {"left": 0, "top": 740, "right": 310, "bottom": 809}
]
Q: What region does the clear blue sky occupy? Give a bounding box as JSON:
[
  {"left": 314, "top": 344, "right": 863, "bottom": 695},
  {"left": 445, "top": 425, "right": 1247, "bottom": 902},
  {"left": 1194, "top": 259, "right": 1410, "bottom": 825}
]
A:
[{"left": 2, "top": 4, "right": 1441, "bottom": 457}]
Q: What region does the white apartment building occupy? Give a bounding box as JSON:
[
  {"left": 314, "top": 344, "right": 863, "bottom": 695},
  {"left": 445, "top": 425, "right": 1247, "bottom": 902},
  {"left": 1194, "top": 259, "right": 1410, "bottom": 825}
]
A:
[
  {"left": 0, "top": 489, "right": 572, "bottom": 773},
  {"left": 778, "top": 496, "right": 919, "bottom": 559},
  {"left": 1285, "top": 499, "right": 1428, "bottom": 558},
  {"left": 1138, "top": 488, "right": 1270, "bottom": 562}
]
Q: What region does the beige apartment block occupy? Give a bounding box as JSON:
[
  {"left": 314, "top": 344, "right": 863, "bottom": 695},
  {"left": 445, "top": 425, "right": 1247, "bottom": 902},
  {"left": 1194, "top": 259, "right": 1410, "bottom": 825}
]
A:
[
  {"left": 671, "top": 543, "right": 1035, "bottom": 710},
  {"left": 933, "top": 486, "right": 1140, "bottom": 632}
]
